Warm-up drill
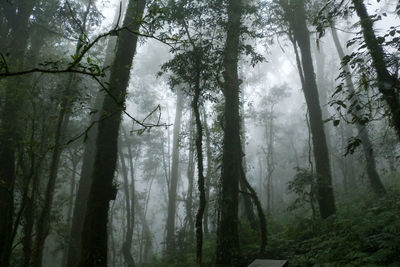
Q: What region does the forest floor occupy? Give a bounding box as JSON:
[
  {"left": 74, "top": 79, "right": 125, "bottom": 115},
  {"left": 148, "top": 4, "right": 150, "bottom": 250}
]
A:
[{"left": 149, "top": 174, "right": 400, "bottom": 267}]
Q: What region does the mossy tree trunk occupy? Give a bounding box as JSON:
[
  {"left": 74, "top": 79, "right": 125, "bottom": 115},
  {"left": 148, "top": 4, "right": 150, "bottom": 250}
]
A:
[
  {"left": 216, "top": 0, "right": 243, "bottom": 265},
  {"left": 352, "top": 0, "right": 400, "bottom": 140}
]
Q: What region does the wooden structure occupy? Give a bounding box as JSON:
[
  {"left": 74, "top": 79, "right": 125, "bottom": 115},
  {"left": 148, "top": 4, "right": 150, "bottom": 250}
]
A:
[{"left": 248, "top": 259, "right": 288, "bottom": 267}]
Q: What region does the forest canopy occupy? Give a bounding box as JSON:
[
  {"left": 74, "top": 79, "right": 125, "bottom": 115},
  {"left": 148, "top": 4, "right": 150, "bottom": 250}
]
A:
[{"left": 0, "top": 0, "right": 400, "bottom": 266}]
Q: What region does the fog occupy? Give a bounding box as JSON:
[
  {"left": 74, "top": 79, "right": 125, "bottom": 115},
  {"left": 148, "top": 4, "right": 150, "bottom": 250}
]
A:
[{"left": 1, "top": 0, "right": 400, "bottom": 266}]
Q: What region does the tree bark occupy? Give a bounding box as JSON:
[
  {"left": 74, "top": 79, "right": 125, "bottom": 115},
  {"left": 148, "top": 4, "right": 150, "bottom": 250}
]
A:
[
  {"left": 185, "top": 112, "right": 195, "bottom": 242},
  {"left": 216, "top": 0, "right": 243, "bottom": 265},
  {"left": 282, "top": 0, "right": 336, "bottom": 218},
  {"left": 66, "top": 2, "right": 127, "bottom": 266},
  {"left": 202, "top": 108, "right": 212, "bottom": 236},
  {"left": 165, "top": 88, "right": 184, "bottom": 256},
  {"left": 239, "top": 90, "right": 257, "bottom": 229},
  {"left": 193, "top": 67, "right": 206, "bottom": 267},
  {"left": 331, "top": 26, "right": 386, "bottom": 196},
  {"left": 240, "top": 165, "right": 267, "bottom": 254},
  {"left": 352, "top": 0, "right": 400, "bottom": 140},
  {"left": 77, "top": 0, "right": 146, "bottom": 265}
]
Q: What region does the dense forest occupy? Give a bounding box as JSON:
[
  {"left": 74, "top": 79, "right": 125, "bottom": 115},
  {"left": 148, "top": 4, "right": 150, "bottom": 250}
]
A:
[{"left": 1, "top": 0, "right": 400, "bottom": 266}]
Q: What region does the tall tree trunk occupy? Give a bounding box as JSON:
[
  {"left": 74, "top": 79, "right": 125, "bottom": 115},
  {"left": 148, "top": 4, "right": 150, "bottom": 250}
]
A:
[
  {"left": 216, "top": 0, "right": 243, "bottom": 265},
  {"left": 185, "top": 112, "right": 195, "bottom": 242},
  {"left": 109, "top": 205, "right": 117, "bottom": 267},
  {"left": 66, "top": 2, "right": 125, "bottom": 265},
  {"left": 77, "top": 0, "right": 146, "bottom": 265},
  {"left": 10, "top": 25, "right": 46, "bottom": 267},
  {"left": 61, "top": 156, "right": 79, "bottom": 267},
  {"left": 193, "top": 67, "right": 206, "bottom": 267},
  {"left": 135, "top": 198, "right": 152, "bottom": 264},
  {"left": 165, "top": 88, "right": 184, "bottom": 256},
  {"left": 264, "top": 104, "right": 275, "bottom": 215},
  {"left": 202, "top": 108, "right": 212, "bottom": 236},
  {"left": 21, "top": 158, "right": 43, "bottom": 267},
  {"left": 119, "top": 141, "right": 136, "bottom": 267},
  {"left": 32, "top": 2, "right": 93, "bottom": 263},
  {"left": 239, "top": 90, "right": 257, "bottom": 229},
  {"left": 239, "top": 178, "right": 257, "bottom": 229},
  {"left": 66, "top": 92, "right": 104, "bottom": 267},
  {"left": 0, "top": 2, "right": 35, "bottom": 265},
  {"left": 240, "top": 165, "right": 267, "bottom": 254},
  {"left": 352, "top": 0, "right": 400, "bottom": 140},
  {"left": 282, "top": 0, "right": 336, "bottom": 218},
  {"left": 126, "top": 130, "right": 138, "bottom": 264},
  {"left": 32, "top": 78, "right": 73, "bottom": 267},
  {"left": 314, "top": 44, "right": 339, "bottom": 184},
  {"left": 331, "top": 27, "right": 386, "bottom": 196}
]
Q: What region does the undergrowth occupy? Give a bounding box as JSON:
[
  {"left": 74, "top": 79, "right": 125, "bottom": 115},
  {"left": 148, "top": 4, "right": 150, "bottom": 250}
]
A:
[{"left": 147, "top": 179, "right": 400, "bottom": 266}]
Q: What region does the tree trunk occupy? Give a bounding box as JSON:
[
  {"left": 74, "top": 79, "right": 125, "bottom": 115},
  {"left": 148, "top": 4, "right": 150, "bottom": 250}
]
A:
[
  {"left": 240, "top": 165, "right": 267, "bottom": 254},
  {"left": 32, "top": 79, "right": 73, "bottom": 267},
  {"left": 239, "top": 178, "right": 257, "bottom": 229},
  {"left": 202, "top": 108, "right": 212, "bottom": 236},
  {"left": 283, "top": 0, "right": 336, "bottom": 218},
  {"left": 61, "top": 156, "right": 79, "bottom": 267},
  {"left": 77, "top": 0, "right": 146, "bottom": 265},
  {"left": 265, "top": 104, "right": 275, "bottom": 215},
  {"left": 0, "top": 2, "right": 34, "bottom": 265},
  {"left": 119, "top": 140, "right": 136, "bottom": 267},
  {"left": 239, "top": 90, "right": 257, "bottom": 229},
  {"left": 32, "top": 3, "right": 94, "bottom": 265},
  {"left": 135, "top": 198, "right": 152, "bottom": 264},
  {"left": 165, "top": 88, "right": 184, "bottom": 256},
  {"left": 125, "top": 129, "right": 139, "bottom": 266},
  {"left": 66, "top": 1, "right": 124, "bottom": 263},
  {"left": 66, "top": 92, "right": 104, "bottom": 267},
  {"left": 216, "top": 0, "right": 243, "bottom": 265},
  {"left": 193, "top": 67, "right": 206, "bottom": 267},
  {"left": 9, "top": 25, "right": 46, "bottom": 267},
  {"left": 185, "top": 112, "right": 195, "bottom": 242},
  {"left": 331, "top": 26, "right": 386, "bottom": 196},
  {"left": 352, "top": 0, "right": 400, "bottom": 140}
]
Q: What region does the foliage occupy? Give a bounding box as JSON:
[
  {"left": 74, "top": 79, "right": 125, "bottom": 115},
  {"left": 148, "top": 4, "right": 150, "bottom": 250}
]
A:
[
  {"left": 145, "top": 183, "right": 400, "bottom": 266},
  {"left": 314, "top": 0, "right": 400, "bottom": 138},
  {"left": 287, "top": 167, "right": 317, "bottom": 215},
  {"left": 267, "top": 186, "right": 400, "bottom": 266}
]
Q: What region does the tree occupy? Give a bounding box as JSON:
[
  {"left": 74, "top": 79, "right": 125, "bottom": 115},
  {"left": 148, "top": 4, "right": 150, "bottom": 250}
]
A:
[
  {"left": 65, "top": 0, "right": 124, "bottom": 262},
  {"left": 280, "top": 0, "right": 336, "bottom": 218},
  {"left": 31, "top": 3, "right": 94, "bottom": 267},
  {"left": 216, "top": 0, "right": 243, "bottom": 264},
  {"left": 184, "top": 113, "right": 195, "bottom": 243},
  {"left": 118, "top": 133, "right": 136, "bottom": 267},
  {"left": 0, "top": 2, "right": 36, "bottom": 265},
  {"left": 258, "top": 85, "right": 289, "bottom": 213},
  {"left": 77, "top": 0, "right": 146, "bottom": 265},
  {"left": 165, "top": 87, "right": 184, "bottom": 255},
  {"left": 352, "top": 0, "right": 400, "bottom": 140},
  {"left": 331, "top": 27, "right": 386, "bottom": 196}
]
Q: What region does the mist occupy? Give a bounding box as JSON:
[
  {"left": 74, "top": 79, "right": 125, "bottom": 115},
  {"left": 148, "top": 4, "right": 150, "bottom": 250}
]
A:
[{"left": 0, "top": 0, "right": 400, "bottom": 266}]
